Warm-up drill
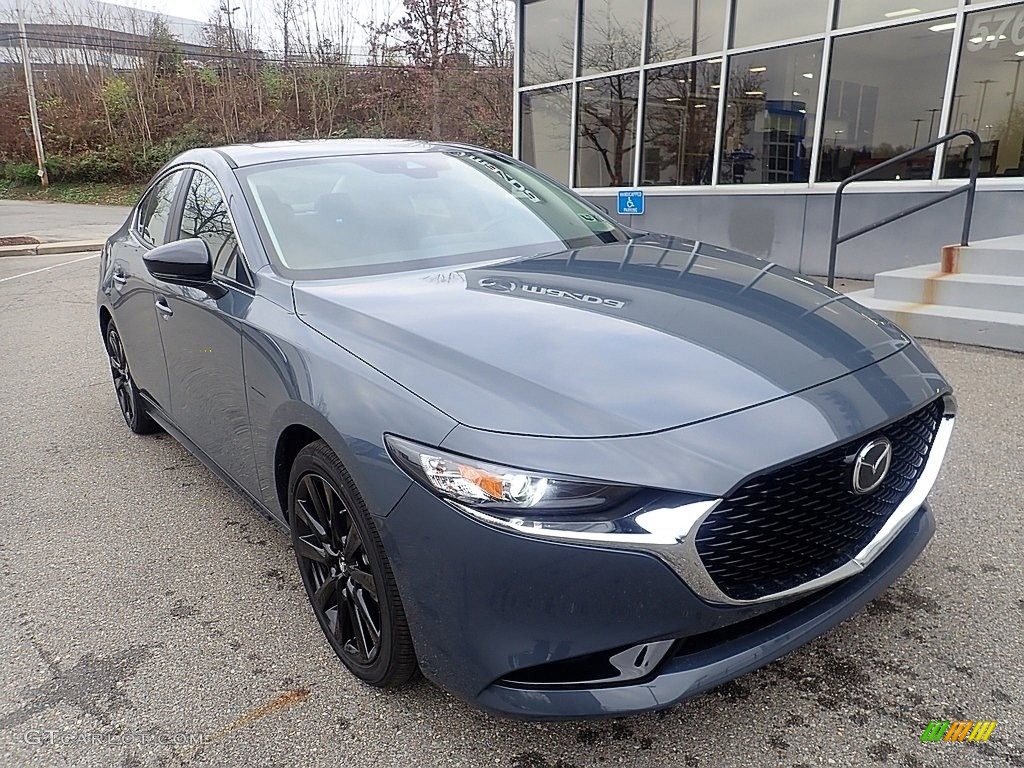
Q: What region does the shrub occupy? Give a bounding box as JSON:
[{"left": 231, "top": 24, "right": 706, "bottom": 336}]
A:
[{"left": 3, "top": 162, "right": 41, "bottom": 184}]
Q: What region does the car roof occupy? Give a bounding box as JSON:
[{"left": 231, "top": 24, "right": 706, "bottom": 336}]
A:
[{"left": 210, "top": 139, "right": 473, "bottom": 168}]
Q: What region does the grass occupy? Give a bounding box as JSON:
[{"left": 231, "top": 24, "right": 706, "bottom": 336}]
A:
[{"left": 0, "top": 180, "right": 144, "bottom": 206}]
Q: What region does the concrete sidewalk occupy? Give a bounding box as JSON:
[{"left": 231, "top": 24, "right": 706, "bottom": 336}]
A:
[{"left": 0, "top": 199, "right": 129, "bottom": 243}]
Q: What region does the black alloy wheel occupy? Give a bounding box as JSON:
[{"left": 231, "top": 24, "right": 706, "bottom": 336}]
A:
[
  {"left": 105, "top": 322, "right": 159, "bottom": 434},
  {"left": 289, "top": 440, "right": 416, "bottom": 686}
]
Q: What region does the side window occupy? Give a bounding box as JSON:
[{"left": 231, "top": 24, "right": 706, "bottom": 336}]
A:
[
  {"left": 179, "top": 171, "right": 250, "bottom": 286},
  {"left": 136, "top": 170, "right": 184, "bottom": 246}
]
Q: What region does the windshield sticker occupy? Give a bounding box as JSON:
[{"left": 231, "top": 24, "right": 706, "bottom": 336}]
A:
[{"left": 448, "top": 151, "right": 541, "bottom": 203}]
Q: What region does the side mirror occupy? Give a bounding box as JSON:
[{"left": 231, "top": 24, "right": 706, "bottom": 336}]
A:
[{"left": 143, "top": 238, "right": 212, "bottom": 283}]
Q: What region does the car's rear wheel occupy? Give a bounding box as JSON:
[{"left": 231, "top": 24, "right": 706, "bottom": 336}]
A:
[
  {"left": 105, "top": 321, "right": 159, "bottom": 434},
  {"left": 288, "top": 440, "right": 416, "bottom": 687}
]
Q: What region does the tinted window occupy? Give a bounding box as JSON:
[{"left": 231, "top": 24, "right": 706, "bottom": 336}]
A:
[
  {"left": 836, "top": 1, "right": 954, "bottom": 28},
  {"left": 136, "top": 170, "right": 184, "bottom": 246},
  {"left": 520, "top": 85, "right": 573, "bottom": 184},
  {"left": 732, "top": 0, "right": 829, "bottom": 48},
  {"left": 522, "top": 0, "right": 577, "bottom": 86},
  {"left": 720, "top": 41, "right": 823, "bottom": 184},
  {"left": 576, "top": 73, "right": 640, "bottom": 186},
  {"left": 179, "top": 171, "right": 249, "bottom": 285},
  {"left": 647, "top": 0, "right": 727, "bottom": 63},
  {"left": 944, "top": 3, "right": 1024, "bottom": 178},
  {"left": 642, "top": 60, "right": 721, "bottom": 185},
  {"left": 580, "top": 0, "right": 645, "bottom": 76},
  {"left": 240, "top": 151, "right": 627, "bottom": 277},
  {"left": 818, "top": 19, "right": 954, "bottom": 182}
]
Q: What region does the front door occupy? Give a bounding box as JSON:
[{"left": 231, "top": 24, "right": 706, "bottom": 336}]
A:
[
  {"left": 154, "top": 169, "right": 260, "bottom": 497},
  {"left": 108, "top": 169, "right": 187, "bottom": 410}
]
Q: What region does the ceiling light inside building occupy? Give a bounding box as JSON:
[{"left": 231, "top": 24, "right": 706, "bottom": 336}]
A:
[
  {"left": 884, "top": 8, "right": 921, "bottom": 18},
  {"left": 666, "top": 97, "right": 682, "bottom": 102},
  {"left": 929, "top": 22, "right": 956, "bottom": 32},
  {"left": 745, "top": 90, "right": 764, "bottom": 96},
  {"left": 694, "top": 103, "right": 707, "bottom": 108},
  {"left": 802, "top": 72, "right": 815, "bottom": 79},
  {"left": 749, "top": 66, "right": 767, "bottom": 73}
]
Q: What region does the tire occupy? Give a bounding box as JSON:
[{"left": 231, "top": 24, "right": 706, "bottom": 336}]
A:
[
  {"left": 288, "top": 440, "right": 417, "bottom": 687},
  {"left": 105, "top": 321, "right": 160, "bottom": 435}
]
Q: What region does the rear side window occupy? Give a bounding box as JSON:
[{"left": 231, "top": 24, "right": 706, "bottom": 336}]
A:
[
  {"left": 136, "top": 170, "right": 184, "bottom": 246},
  {"left": 179, "top": 170, "right": 250, "bottom": 286}
]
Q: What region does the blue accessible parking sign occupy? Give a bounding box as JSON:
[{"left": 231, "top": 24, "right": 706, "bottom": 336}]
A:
[{"left": 617, "top": 190, "right": 645, "bottom": 215}]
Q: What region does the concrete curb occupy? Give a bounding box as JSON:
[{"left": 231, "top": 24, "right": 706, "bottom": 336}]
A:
[{"left": 0, "top": 240, "right": 104, "bottom": 257}]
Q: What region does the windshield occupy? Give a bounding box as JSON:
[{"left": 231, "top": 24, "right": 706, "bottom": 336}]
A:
[{"left": 238, "top": 150, "right": 629, "bottom": 277}]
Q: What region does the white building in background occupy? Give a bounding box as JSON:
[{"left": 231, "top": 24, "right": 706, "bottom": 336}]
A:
[
  {"left": 0, "top": 0, "right": 377, "bottom": 67},
  {"left": 0, "top": 0, "right": 208, "bottom": 69},
  {"left": 515, "top": 0, "right": 1024, "bottom": 277}
]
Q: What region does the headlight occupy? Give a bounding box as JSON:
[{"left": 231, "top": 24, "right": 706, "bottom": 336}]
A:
[{"left": 385, "top": 435, "right": 636, "bottom": 518}]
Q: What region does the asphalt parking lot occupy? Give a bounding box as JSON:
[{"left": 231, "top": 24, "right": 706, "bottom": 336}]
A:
[
  {"left": 0, "top": 201, "right": 130, "bottom": 243},
  {"left": 0, "top": 250, "right": 1021, "bottom": 768}
]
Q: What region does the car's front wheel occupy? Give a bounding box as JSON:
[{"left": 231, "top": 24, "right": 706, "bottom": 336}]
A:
[
  {"left": 288, "top": 440, "right": 417, "bottom": 687},
  {"left": 105, "top": 321, "right": 159, "bottom": 434}
]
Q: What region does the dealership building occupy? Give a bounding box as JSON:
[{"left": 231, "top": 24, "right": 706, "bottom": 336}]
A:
[{"left": 513, "top": 0, "right": 1024, "bottom": 277}]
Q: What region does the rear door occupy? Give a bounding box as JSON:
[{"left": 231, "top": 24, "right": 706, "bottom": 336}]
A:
[
  {"left": 108, "top": 168, "right": 187, "bottom": 410},
  {"left": 154, "top": 168, "right": 260, "bottom": 496}
]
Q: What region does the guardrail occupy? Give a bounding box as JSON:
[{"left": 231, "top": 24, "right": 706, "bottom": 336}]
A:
[{"left": 826, "top": 129, "right": 982, "bottom": 288}]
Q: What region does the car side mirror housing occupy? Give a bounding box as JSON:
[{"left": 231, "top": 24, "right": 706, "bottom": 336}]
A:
[{"left": 143, "top": 238, "right": 212, "bottom": 284}]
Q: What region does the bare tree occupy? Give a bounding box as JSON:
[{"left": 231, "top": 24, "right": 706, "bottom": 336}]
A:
[
  {"left": 400, "top": 0, "right": 468, "bottom": 139},
  {"left": 466, "top": 0, "right": 512, "bottom": 69},
  {"left": 274, "top": 0, "right": 298, "bottom": 64}
]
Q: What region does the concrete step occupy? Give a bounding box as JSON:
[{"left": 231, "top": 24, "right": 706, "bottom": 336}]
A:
[
  {"left": 946, "top": 243, "right": 1024, "bottom": 277},
  {"left": 847, "top": 289, "right": 1024, "bottom": 353},
  {"left": 873, "top": 264, "right": 1024, "bottom": 314}
]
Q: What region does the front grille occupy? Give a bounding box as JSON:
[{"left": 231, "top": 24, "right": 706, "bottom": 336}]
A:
[{"left": 695, "top": 399, "right": 944, "bottom": 601}]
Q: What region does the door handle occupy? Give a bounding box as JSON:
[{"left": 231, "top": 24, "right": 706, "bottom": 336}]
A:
[
  {"left": 112, "top": 271, "right": 127, "bottom": 288},
  {"left": 155, "top": 298, "right": 173, "bottom": 318}
]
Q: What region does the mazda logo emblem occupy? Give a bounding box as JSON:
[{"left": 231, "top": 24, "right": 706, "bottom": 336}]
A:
[
  {"left": 851, "top": 438, "right": 893, "bottom": 495},
  {"left": 478, "top": 277, "right": 518, "bottom": 293}
]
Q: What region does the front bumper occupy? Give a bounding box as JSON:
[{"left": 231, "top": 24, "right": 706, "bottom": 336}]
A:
[
  {"left": 378, "top": 480, "right": 935, "bottom": 719},
  {"left": 477, "top": 503, "right": 934, "bottom": 719}
]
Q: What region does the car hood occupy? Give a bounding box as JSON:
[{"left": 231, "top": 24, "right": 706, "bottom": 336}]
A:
[{"left": 292, "top": 240, "right": 910, "bottom": 438}]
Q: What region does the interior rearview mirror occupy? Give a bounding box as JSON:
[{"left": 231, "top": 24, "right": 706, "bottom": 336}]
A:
[{"left": 143, "top": 238, "right": 212, "bottom": 283}]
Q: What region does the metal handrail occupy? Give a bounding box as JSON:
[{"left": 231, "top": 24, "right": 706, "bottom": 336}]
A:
[{"left": 827, "top": 129, "right": 981, "bottom": 288}]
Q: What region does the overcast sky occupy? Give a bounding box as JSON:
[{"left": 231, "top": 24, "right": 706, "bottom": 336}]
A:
[{"left": 111, "top": 0, "right": 402, "bottom": 49}]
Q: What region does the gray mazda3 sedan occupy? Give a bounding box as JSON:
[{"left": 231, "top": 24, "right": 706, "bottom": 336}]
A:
[{"left": 96, "top": 140, "right": 954, "bottom": 719}]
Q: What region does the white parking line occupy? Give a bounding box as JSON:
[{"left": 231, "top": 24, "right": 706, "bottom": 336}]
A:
[{"left": 0, "top": 252, "right": 99, "bottom": 283}]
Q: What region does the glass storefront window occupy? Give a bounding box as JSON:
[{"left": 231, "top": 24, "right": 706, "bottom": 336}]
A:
[
  {"left": 836, "top": 1, "right": 955, "bottom": 29},
  {"left": 641, "top": 61, "right": 721, "bottom": 185},
  {"left": 520, "top": 86, "right": 574, "bottom": 185},
  {"left": 576, "top": 73, "right": 640, "bottom": 186},
  {"left": 944, "top": 3, "right": 1024, "bottom": 178},
  {"left": 719, "top": 41, "right": 823, "bottom": 184},
  {"left": 579, "top": 0, "right": 646, "bottom": 76},
  {"left": 522, "top": 0, "right": 577, "bottom": 87},
  {"left": 647, "top": 0, "right": 728, "bottom": 63},
  {"left": 732, "top": 0, "right": 830, "bottom": 49},
  {"left": 818, "top": 19, "right": 954, "bottom": 182}
]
